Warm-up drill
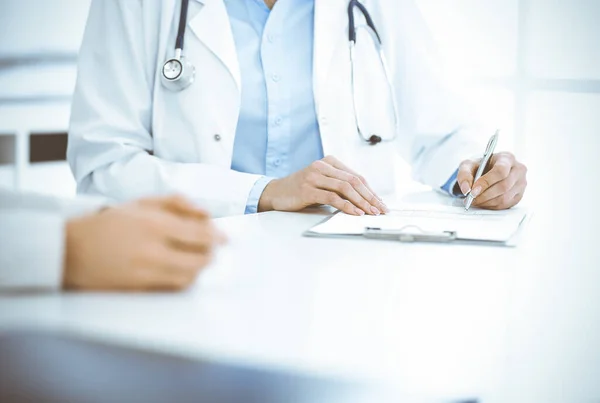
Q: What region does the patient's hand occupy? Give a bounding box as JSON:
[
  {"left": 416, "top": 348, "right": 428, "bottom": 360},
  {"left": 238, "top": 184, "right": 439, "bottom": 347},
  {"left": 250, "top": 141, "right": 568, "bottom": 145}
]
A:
[{"left": 63, "top": 195, "right": 225, "bottom": 291}]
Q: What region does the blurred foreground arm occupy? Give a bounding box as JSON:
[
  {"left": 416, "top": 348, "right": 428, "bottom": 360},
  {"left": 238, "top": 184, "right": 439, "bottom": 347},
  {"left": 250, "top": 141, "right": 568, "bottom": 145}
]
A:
[
  {"left": 64, "top": 196, "right": 223, "bottom": 291},
  {"left": 0, "top": 190, "right": 222, "bottom": 291}
]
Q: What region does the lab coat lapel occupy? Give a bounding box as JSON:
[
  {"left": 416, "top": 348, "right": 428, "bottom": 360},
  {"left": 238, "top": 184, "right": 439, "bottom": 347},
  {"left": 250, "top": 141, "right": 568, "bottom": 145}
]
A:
[
  {"left": 189, "top": 0, "right": 241, "bottom": 90},
  {"left": 313, "top": 0, "right": 349, "bottom": 115}
]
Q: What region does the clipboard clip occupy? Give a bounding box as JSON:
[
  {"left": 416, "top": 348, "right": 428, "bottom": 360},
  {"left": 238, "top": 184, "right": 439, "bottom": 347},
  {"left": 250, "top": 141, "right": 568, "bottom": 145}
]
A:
[{"left": 363, "top": 225, "right": 457, "bottom": 243}]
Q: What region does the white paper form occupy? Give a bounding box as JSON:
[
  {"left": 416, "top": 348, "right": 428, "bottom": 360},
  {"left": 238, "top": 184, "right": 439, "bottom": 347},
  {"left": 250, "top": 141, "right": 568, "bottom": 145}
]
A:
[{"left": 309, "top": 204, "right": 528, "bottom": 242}]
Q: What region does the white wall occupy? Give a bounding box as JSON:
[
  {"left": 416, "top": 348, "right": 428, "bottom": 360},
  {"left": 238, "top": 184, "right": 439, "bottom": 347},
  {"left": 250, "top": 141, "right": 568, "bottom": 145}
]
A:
[
  {"left": 0, "top": 0, "right": 91, "bottom": 100},
  {"left": 0, "top": 0, "right": 91, "bottom": 196}
]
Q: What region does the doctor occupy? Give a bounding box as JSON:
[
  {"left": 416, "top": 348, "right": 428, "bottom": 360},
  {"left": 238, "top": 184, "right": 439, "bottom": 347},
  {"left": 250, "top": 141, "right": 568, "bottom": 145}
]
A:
[{"left": 68, "top": 0, "right": 528, "bottom": 218}]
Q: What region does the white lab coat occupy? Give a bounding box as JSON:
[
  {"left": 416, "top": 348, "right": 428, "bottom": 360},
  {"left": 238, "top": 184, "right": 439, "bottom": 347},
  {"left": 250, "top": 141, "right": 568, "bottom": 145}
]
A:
[
  {"left": 69, "top": 0, "right": 481, "bottom": 218},
  {"left": 0, "top": 189, "right": 106, "bottom": 290}
]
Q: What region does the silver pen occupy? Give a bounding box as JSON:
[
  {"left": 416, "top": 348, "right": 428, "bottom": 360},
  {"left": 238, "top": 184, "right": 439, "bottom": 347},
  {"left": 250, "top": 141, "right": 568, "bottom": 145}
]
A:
[{"left": 464, "top": 130, "right": 500, "bottom": 211}]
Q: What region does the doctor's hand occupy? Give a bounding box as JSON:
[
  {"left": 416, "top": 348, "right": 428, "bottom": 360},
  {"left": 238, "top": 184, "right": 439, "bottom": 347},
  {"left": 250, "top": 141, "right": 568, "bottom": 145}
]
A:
[
  {"left": 457, "top": 152, "right": 528, "bottom": 210},
  {"left": 63, "top": 196, "right": 225, "bottom": 291},
  {"left": 258, "top": 155, "right": 389, "bottom": 215}
]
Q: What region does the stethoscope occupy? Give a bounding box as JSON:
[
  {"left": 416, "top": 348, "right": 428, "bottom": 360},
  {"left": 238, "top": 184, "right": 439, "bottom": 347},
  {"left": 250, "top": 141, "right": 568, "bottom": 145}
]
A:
[
  {"left": 161, "top": 0, "right": 195, "bottom": 91},
  {"left": 161, "top": 0, "right": 399, "bottom": 145}
]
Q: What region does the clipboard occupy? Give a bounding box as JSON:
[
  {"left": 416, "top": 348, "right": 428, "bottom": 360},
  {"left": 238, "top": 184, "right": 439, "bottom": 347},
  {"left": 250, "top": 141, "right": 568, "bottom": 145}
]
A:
[
  {"left": 363, "top": 225, "right": 457, "bottom": 243},
  {"left": 303, "top": 209, "right": 530, "bottom": 246}
]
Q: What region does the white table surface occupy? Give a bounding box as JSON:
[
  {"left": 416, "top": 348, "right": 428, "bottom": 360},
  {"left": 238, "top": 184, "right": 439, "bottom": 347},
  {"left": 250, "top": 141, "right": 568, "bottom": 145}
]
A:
[{"left": 1, "top": 189, "right": 599, "bottom": 403}]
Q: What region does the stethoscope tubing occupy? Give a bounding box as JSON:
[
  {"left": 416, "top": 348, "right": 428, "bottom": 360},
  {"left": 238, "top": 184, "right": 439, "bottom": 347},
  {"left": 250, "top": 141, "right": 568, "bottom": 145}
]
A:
[{"left": 175, "top": 0, "right": 190, "bottom": 52}]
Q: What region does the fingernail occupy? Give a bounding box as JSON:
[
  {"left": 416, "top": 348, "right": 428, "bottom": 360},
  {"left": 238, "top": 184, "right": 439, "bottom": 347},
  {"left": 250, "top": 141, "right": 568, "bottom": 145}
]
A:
[
  {"left": 355, "top": 208, "right": 365, "bottom": 216},
  {"left": 471, "top": 186, "right": 482, "bottom": 197},
  {"left": 370, "top": 206, "right": 381, "bottom": 216},
  {"left": 381, "top": 203, "right": 390, "bottom": 213},
  {"left": 460, "top": 182, "right": 471, "bottom": 195}
]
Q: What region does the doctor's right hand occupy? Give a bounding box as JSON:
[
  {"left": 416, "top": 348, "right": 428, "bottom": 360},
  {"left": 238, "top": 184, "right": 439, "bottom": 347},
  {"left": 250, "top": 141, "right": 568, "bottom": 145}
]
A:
[
  {"left": 63, "top": 196, "right": 225, "bottom": 291},
  {"left": 258, "top": 155, "right": 388, "bottom": 216}
]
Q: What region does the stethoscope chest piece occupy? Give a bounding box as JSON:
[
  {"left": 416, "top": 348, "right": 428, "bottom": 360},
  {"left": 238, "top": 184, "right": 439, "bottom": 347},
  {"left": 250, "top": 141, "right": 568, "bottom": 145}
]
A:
[
  {"left": 367, "top": 135, "right": 382, "bottom": 145},
  {"left": 161, "top": 55, "right": 195, "bottom": 91},
  {"left": 161, "top": 0, "right": 194, "bottom": 91}
]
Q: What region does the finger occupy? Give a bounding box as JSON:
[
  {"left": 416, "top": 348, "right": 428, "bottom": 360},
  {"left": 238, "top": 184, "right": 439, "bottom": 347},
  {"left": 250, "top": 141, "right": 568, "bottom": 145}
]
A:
[
  {"left": 124, "top": 243, "right": 206, "bottom": 291},
  {"left": 314, "top": 176, "right": 374, "bottom": 215},
  {"left": 145, "top": 269, "right": 200, "bottom": 291},
  {"left": 512, "top": 192, "right": 525, "bottom": 207},
  {"left": 162, "top": 195, "right": 211, "bottom": 219},
  {"left": 322, "top": 156, "right": 387, "bottom": 210},
  {"left": 314, "top": 160, "right": 385, "bottom": 214},
  {"left": 162, "top": 214, "right": 220, "bottom": 251},
  {"left": 471, "top": 168, "right": 520, "bottom": 206},
  {"left": 310, "top": 189, "right": 364, "bottom": 216},
  {"left": 159, "top": 247, "right": 213, "bottom": 279},
  {"left": 323, "top": 156, "right": 382, "bottom": 200},
  {"left": 137, "top": 269, "right": 196, "bottom": 292},
  {"left": 471, "top": 153, "right": 515, "bottom": 199},
  {"left": 128, "top": 252, "right": 201, "bottom": 292},
  {"left": 456, "top": 160, "right": 478, "bottom": 195},
  {"left": 475, "top": 179, "right": 526, "bottom": 210}
]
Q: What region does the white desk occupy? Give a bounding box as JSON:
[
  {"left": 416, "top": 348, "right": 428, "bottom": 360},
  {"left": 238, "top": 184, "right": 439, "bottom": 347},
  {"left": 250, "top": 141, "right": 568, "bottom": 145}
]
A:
[{"left": 1, "top": 191, "right": 599, "bottom": 403}]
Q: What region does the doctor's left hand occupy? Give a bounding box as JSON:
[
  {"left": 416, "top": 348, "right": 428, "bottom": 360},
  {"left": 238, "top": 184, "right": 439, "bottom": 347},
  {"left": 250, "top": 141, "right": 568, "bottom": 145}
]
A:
[
  {"left": 457, "top": 152, "right": 528, "bottom": 210},
  {"left": 258, "top": 156, "right": 389, "bottom": 216}
]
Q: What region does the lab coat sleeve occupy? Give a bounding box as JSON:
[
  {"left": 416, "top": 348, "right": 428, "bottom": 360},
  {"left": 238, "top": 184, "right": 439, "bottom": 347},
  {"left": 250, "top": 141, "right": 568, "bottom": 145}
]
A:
[
  {"left": 68, "top": 0, "right": 260, "bottom": 218},
  {"left": 440, "top": 169, "right": 461, "bottom": 197},
  {"left": 244, "top": 176, "right": 276, "bottom": 214},
  {"left": 0, "top": 189, "right": 107, "bottom": 291},
  {"left": 383, "top": 0, "right": 486, "bottom": 190}
]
